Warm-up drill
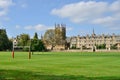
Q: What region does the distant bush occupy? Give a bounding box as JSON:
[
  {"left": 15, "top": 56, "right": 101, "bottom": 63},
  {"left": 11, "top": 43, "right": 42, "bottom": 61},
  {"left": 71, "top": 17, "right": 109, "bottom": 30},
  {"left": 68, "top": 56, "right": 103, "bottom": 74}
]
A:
[
  {"left": 111, "top": 44, "right": 117, "bottom": 49},
  {"left": 96, "top": 44, "right": 106, "bottom": 49},
  {"left": 71, "top": 46, "right": 76, "bottom": 49}
]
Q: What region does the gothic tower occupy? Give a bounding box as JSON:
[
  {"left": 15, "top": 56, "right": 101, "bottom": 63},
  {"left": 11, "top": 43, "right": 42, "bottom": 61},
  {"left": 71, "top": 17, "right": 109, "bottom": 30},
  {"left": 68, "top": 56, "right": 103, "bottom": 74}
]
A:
[{"left": 55, "top": 24, "right": 66, "bottom": 45}]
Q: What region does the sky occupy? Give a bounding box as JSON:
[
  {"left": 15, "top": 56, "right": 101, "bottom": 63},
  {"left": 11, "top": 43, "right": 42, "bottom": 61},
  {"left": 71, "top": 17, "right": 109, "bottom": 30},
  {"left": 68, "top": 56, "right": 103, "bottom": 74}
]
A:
[{"left": 0, "top": 0, "right": 120, "bottom": 38}]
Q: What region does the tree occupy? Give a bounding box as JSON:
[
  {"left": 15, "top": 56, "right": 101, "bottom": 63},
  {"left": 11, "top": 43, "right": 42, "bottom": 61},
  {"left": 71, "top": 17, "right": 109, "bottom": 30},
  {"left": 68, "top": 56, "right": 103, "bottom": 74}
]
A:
[
  {"left": 111, "top": 44, "right": 117, "bottom": 49},
  {"left": 34, "top": 32, "right": 38, "bottom": 39},
  {"left": 31, "top": 32, "right": 46, "bottom": 51},
  {"left": 0, "top": 29, "right": 12, "bottom": 51},
  {"left": 44, "top": 29, "right": 55, "bottom": 50},
  {"left": 17, "top": 33, "right": 30, "bottom": 46},
  {"left": 96, "top": 44, "right": 106, "bottom": 49},
  {"left": 14, "top": 33, "right": 30, "bottom": 51}
]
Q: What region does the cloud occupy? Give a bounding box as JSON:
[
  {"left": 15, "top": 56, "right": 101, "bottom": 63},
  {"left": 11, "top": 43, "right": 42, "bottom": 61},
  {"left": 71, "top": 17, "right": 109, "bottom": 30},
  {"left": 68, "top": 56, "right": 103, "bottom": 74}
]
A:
[
  {"left": 51, "top": 0, "right": 120, "bottom": 29},
  {"left": 51, "top": 1, "right": 108, "bottom": 23},
  {"left": 66, "top": 27, "right": 73, "bottom": 31},
  {"left": 110, "top": 0, "right": 120, "bottom": 12},
  {"left": 0, "top": 0, "right": 13, "bottom": 8},
  {"left": 24, "top": 24, "right": 54, "bottom": 31},
  {"left": 92, "top": 16, "right": 115, "bottom": 25},
  {"left": 0, "top": 9, "right": 7, "bottom": 16},
  {"left": 110, "top": 27, "right": 120, "bottom": 30},
  {"left": 0, "top": 0, "right": 14, "bottom": 17},
  {"left": 21, "top": 3, "right": 27, "bottom": 8},
  {"left": 15, "top": 25, "right": 21, "bottom": 29},
  {"left": 24, "top": 24, "right": 73, "bottom": 33}
]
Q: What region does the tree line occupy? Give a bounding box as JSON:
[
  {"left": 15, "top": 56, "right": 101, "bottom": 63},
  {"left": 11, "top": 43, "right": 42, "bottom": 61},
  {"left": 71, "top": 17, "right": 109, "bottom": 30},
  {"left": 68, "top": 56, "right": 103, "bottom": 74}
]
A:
[
  {"left": 14, "top": 32, "right": 46, "bottom": 51},
  {"left": 0, "top": 29, "right": 46, "bottom": 51}
]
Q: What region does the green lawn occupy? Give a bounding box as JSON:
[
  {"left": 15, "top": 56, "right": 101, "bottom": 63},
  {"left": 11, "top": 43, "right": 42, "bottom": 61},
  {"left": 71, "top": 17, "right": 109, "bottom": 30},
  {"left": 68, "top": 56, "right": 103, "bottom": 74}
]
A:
[{"left": 0, "top": 52, "right": 120, "bottom": 80}]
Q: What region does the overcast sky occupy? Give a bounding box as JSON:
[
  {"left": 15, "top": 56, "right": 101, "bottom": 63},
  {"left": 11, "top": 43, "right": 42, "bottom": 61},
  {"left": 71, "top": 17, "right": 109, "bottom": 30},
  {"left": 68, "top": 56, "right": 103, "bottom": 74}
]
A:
[{"left": 0, "top": 0, "right": 120, "bottom": 38}]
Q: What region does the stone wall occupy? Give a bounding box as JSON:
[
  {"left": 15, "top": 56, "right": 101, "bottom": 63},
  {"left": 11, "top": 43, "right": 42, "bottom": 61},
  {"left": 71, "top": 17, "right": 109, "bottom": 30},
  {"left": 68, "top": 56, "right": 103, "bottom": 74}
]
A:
[{"left": 51, "top": 49, "right": 120, "bottom": 52}]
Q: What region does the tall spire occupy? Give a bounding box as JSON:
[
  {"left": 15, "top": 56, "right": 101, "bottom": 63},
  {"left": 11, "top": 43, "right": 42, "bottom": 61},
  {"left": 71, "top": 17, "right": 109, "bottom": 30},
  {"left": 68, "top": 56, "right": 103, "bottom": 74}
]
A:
[
  {"left": 41, "top": 34, "right": 43, "bottom": 40},
  {"left": 92, "top": 28, "right": 96, "bottom": 37},
  {"left": 93, "top": 28, "right": 95, "bottom": 35},
  {"left": 55, "top": 23, "right": 56, "bottom": 28}
]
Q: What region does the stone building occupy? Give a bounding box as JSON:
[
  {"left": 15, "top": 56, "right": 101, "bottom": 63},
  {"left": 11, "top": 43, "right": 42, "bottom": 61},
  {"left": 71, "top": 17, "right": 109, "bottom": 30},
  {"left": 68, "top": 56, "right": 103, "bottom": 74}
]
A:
[
  {"left": 55, "top": 24, "right": 66, "bottom": 40},
  {"left": 43, "top": 24, "right": 66, "bottom": 50},
  {"left": 70, "top": 30, "right": 120, "bottom": 50},
  {"left": 53, "top": 24, "right": 66, "bottom": 50},
  {"left": 13, "top": 38, "right": 18, "bottom": 47}
]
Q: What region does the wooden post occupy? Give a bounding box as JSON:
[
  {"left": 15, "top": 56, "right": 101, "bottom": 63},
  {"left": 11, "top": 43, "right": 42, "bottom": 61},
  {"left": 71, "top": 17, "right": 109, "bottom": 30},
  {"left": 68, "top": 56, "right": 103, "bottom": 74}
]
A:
[
  {"left": 29, "top": 46, "right": 31, "bottom": 59},
  {"left": 29, "top": 51, "right": 31, "bottom": 59},
  {"left": 12, "top": 39, "right": 14, "bottom": 59},
  {"left": 12, "top": 50, "right": 14, "bottom": 58}
]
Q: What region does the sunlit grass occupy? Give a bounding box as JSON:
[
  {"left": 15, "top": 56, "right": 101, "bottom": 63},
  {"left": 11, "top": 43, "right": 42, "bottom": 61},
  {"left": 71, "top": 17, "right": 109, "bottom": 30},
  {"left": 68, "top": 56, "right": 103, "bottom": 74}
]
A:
[{"left": 0, "top": 52, "right": 120, "bottom": 80}]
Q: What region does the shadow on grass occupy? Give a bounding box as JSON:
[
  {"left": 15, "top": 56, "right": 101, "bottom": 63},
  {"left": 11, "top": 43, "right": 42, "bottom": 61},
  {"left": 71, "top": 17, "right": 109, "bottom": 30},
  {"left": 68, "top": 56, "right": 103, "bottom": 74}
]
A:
[{"left": 0, "top": 69, "right": 120, "bottom": 80}]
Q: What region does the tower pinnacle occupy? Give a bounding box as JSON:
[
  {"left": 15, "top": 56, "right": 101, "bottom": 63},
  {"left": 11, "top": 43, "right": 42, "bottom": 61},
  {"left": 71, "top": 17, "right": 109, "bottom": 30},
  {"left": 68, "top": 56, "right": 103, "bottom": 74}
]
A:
[{"left": 93, "top": 28, "right": 95, "bottom": 35}]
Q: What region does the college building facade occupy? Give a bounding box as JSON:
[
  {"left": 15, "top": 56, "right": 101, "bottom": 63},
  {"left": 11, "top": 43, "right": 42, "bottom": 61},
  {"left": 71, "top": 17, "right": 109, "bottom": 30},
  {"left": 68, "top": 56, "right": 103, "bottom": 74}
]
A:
[{"left": 70, "top": 30, "right": 120, "bottom": 51}]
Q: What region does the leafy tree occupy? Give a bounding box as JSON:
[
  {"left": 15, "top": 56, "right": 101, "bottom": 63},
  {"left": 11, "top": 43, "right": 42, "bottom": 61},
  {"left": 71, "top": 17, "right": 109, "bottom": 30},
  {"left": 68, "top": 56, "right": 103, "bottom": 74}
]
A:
[
  {"left": 0, "top": 29, "right": 12, "bottom": 51},
  {"left": 43, "top": 29, "right": 55, "bottom": 50},
  {"left": 71, "top": 46, "right": 76, "bottom": 49},
  {"left": 17, "top": 33, "right": 30, "bottom": 46},
  {"left": 31, "top": 32, "right": 46, "bottom": 51},
  {"left": 111, "top": 44, "right": 117, "bottom": 49},
  {"left": 15, "top": 34, "right": 30, "bottom": 51},
  {"left": 34, "top": 32, "right": 38, "bottom": 39},
  {"left": 96, "top": 44, "right": 106, "bottom": 49}
]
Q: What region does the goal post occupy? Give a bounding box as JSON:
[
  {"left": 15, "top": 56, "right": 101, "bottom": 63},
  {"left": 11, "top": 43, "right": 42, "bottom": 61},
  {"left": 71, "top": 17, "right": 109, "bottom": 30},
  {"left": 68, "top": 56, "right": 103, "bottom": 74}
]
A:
[
  {"left": 12, "top": 39, "right": 31, "bottom": 59},
  {"left": 12, "top": 46, "right": 31, "bottom": 59}
]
